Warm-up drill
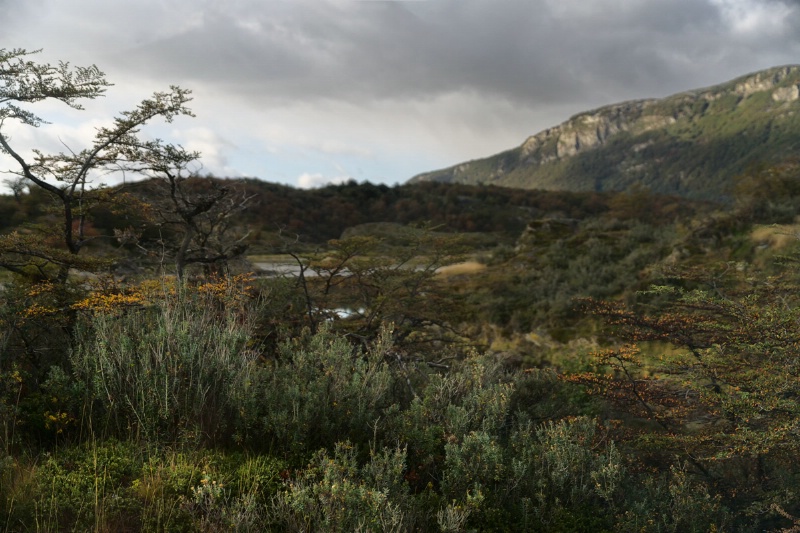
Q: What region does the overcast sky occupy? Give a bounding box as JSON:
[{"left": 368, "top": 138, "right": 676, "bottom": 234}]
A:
[{"left": 2, "top": 0, "right": 799, "bottom": 189}]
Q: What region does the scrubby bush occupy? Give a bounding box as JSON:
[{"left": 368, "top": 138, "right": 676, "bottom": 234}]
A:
[
  {"left": 617, "top": 464, "right": 729, "bottom": 532},
  {"left": 4, "top": 440, "right": 142, "bottom": 532},
  {"left": 390, "top": 353, "right": 513, "bottom": 491},
  {"left": 71, "top": 282, "right": 260, "bottom": 445},
  {"left": 244, "top": 325, "right": 399, "bottom": 457},
  {"left": 272, "top": 442, "right": 414, "bottom": 532}
]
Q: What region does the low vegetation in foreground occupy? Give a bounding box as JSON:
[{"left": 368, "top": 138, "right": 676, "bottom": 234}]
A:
[{"left": 6, "top": 181, "right": 800, "bottom": 531}]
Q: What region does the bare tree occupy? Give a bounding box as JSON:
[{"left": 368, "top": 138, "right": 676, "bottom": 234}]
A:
[
  {"left": 132, "top": 143, "right": 255, "bottom": 280},
  {"left": 0, "top": 47, "right": 194, "bottom": 282}
]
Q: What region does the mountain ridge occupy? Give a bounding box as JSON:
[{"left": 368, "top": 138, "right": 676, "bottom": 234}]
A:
[{"left": 410, "top": 65, "right": 800, "bottom": 200}]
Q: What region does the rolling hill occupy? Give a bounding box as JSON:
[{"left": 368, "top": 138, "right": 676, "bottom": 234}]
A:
[{"left": 410, "top": 65, "right": 800, "bottom": 201}]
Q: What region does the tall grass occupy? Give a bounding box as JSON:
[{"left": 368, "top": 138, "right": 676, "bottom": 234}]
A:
[{"left": 72, "top": 286, "right": 259, "bottom": 445}]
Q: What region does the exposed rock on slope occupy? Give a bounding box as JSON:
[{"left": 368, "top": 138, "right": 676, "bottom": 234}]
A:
[{"left": 410, "top": 66, "right": 800, "bottom": 201}]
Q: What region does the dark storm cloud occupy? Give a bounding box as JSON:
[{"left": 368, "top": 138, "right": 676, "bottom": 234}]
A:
[
  {"left": 118, "top": 1, "right": 575, "bottom": 103},
  {"left": 106, "top": 0, "right": 800, "bottom": 113},
  {"left": 4, "top": 0, "right": 799, "bottom": 110}
]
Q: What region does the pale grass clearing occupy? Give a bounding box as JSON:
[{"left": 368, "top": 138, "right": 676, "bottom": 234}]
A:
[
  {"left": 750, "top": 224, "right": 800, "bottom": 249},
  {"left": 435, "top": 261, "right": 487, "bottom": 278},
  {"left": 247, "top": 254, "right": 298, "bottom": 263}
]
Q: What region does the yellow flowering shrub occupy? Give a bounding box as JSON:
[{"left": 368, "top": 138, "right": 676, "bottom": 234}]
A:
[
  {"left": 71, "top": 291, "right": 147, "bottom": 314},
  {"left": 196, "top": 272, "right": 255, "bottom": 305}
]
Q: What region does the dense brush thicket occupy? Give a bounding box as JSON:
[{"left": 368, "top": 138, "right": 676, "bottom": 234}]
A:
[
  {"left": 0, "top": 279, "right": 729, "bottom": 532},
  {"left": 2, "top": 231, "right": 800, "bottom": 531},
  {"left": 4, "top": 168, "right": 800, "bottom": 530}
]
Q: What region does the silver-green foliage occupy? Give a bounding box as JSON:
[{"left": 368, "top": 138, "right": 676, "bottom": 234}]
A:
[
  {"left": 397, "top": 354, "right": 619, "bottom": 529},
  {"left": 253, "top": 325, "right": 396, "bottom": 454},
  {"left": 534, "top": 417, "right": 623, "bottom": 509},
  {"left": 72, "top": 295, "right": 258, "bottom": 444},
  {"left": 273, "top": 441, "right": 411, "bottom": 532},
  {"left": 395, "top": 354, "right": 512, "bottom": 465},
  {"left": 616, "top": 464, "right": 728, "bottom": 533}
]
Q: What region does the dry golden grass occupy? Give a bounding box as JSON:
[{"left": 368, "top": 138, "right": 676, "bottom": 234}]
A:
[
  {"left": 435, "top": 261, "right": 487, "bottom": 278},
  {"left": 750, "top": 224, "right": 800, "bottom": 250}
]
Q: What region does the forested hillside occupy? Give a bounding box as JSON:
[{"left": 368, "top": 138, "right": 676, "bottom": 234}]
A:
[{"left": 411, "top": 65, "right": 800, "bottom": 201}]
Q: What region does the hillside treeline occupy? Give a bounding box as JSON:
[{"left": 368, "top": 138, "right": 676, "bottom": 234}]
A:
[{"left": 118, "top": 178, "right": 701, "bottom": 243}]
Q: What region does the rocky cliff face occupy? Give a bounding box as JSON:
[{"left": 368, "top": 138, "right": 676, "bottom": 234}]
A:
[
  {"left": 410, "top": 65, "right": 800, "bottom": 200},
  {"left": 519, "top": 66, "right": 800, "bottom": 164},
  {"left": 520, "top": 100, "right": 659, "bottom": 161}
]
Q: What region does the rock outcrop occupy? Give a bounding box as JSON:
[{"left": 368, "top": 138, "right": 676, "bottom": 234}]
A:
[{"left": 409, "top": 65, "right": 800, "bottom": 201}]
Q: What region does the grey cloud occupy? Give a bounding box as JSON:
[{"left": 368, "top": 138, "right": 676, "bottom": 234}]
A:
[
  {"left": 5, "top": 0, "right": 799, "bottom": 108},
  {"left": 115, "top": 1, "right": 572, "bottom": 104},
  {"left": 106, "top": 0, "right": 799, "bottom": 113}
]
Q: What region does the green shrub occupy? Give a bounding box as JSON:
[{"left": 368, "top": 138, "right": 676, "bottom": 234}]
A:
[
  {"left": 536, "top": 417, "right": 623, "bottom": 509},
  {"left": 617, "top": 464, "right": 729, "bottom": 532},
  {"left": 7, "top": 440, "right": 142, "bottom": 532},
  {"left": 248, "top": 325, "right": 398, "bottom": 456},
  {"left": 389, "top": 353, "right": 513, "bottom": 492},
  {"left": 440, "top": 430, "right": 505, "bottom": 529},
  {"left": 71, "top": 290, "right": 259, "bottom": 445},
  {"left": 508, "top": 416, "right": 622, "bottom": 532},
  {"left": 272, "top": 441, "right": 413, "bottom": 532}
]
